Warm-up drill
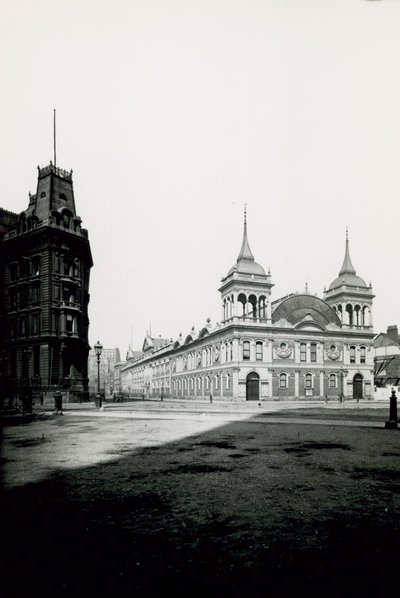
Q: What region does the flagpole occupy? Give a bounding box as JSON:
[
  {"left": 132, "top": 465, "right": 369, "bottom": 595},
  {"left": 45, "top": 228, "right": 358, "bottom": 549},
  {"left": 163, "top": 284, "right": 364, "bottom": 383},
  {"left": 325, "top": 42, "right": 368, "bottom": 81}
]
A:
[{"left": 53, "top": 109, "right": 56, "bottom": 167}]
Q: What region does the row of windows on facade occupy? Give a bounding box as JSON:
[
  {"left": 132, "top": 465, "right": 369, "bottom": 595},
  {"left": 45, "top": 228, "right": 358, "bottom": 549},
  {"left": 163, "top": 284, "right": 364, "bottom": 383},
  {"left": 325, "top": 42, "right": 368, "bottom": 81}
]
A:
[
  {"left": 283, "top": 342, "right": 367, "bottom": 364},
  {"left": 9, "top": 257, "right": 41, "bottom": 281},
  {"left": 128, "top": 372, "right": 343, "bottom": 392},
  {"left": 8, "top": 346, "right": 41, "bottom": 379},
  {"left": 278, "top": 372, "right": 341, "bottom": 389},
  {"left": 170, "top": 341, "right": 366, "bottom": 369},
  {"left": 8, "top": 254, "right": 83, "bottom": 282},
  {"left": 9, "top": 314, "right": 78, "bottom": 338},
  {"left": 126, "top": 376, "right": 231, "bottom": 392},
  {"left": 8, "top": 284, "right": 84, "bottom": 310},
  {"left": 125, "top": 342, "right": 368, "bottom": 381},
  {"left": 8, "top": 284, "right": 41, "bottom": 308}
]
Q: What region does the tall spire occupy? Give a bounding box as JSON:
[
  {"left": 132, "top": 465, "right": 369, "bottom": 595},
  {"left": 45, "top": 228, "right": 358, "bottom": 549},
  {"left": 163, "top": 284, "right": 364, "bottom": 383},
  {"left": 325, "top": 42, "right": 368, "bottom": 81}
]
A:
[
  {"left": 237, "top": 204, "right": 254, "bottom": 262},
  {"left": 339, "top": 227, "right": 356, "bottom": 276}
]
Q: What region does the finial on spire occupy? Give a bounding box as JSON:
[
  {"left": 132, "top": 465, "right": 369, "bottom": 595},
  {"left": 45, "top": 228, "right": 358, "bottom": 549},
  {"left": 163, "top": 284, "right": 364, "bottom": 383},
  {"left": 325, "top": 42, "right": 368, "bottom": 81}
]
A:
[
  {"left": 244, "top": 204, "right": 247, "bottom": 225},
  {"left": 305, "top": 281, "right": 309, "bottom": 294},
  {"left": 346, "top": 226, "right": 348, "bottom": 241}
]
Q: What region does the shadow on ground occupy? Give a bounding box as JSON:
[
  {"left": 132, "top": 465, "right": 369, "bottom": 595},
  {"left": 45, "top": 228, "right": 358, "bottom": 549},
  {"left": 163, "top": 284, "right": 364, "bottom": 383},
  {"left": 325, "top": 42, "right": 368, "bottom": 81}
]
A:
[{"left": 1, "top": 411, "right": 400, "bottom": 597}]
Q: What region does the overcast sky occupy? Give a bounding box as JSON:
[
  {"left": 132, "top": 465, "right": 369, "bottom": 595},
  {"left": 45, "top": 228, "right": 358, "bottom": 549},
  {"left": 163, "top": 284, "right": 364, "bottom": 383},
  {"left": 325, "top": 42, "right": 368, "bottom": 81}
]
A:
[{"left": 1, "top": 0, "right": 399, "bottom": 355}]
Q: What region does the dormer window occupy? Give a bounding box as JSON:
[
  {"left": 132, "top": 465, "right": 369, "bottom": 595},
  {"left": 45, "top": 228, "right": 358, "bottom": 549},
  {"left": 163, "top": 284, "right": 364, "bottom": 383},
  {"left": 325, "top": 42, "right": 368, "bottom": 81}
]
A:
[
  {"left": 41, "top": 192, "right": 46, "bottom": 198},
  {"left": 59, "top": 193, "right": 67, "bottom": 201}
]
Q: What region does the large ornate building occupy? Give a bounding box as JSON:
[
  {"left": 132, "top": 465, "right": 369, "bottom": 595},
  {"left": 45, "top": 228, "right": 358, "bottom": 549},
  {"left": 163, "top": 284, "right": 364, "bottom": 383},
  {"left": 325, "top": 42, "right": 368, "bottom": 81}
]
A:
[
  {"left": 121, "top": 217, "right": 375, "bottom": 401},
  {"left": 0, "top": 163, "right": 93, "bottom": 403}
]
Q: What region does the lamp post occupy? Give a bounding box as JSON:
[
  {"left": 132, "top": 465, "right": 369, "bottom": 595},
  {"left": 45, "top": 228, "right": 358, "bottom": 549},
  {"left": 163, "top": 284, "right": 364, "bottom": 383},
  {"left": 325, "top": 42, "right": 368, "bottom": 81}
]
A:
[
  {"left": 22, "top": 347, "right": 32, "bottom": 414},
  {"left": 94, "top": 340, "right": 103, "bottom": 408}
]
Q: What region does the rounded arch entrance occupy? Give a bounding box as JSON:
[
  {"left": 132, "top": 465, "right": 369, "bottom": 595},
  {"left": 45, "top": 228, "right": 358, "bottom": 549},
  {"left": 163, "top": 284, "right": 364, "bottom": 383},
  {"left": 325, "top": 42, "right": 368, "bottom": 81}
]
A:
[
  {"left": 246, "top": 371, "right": 260, "bottom": 401},
  {"left": 353, "top": 373, "right": 363, "bottom": 399}
]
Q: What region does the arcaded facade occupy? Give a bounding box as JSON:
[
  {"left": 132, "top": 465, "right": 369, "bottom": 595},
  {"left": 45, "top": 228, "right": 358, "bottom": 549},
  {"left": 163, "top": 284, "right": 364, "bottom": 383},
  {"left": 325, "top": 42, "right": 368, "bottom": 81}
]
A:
[{"left": 121, "top": 219, "right": 375, "bottom": 401}]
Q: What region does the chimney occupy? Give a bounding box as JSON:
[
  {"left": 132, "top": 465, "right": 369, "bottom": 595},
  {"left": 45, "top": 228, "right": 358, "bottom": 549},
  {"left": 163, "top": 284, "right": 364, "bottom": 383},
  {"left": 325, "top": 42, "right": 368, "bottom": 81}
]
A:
[{"left": 386, "top": 325, "right": 399, "bottom": 342}]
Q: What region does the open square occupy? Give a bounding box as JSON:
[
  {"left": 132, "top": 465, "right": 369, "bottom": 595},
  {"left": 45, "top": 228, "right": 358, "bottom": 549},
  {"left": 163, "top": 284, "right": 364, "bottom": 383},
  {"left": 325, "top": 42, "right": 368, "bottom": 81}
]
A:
[{"left": 1, "top": 402, "right": 399, "bottom": 596}]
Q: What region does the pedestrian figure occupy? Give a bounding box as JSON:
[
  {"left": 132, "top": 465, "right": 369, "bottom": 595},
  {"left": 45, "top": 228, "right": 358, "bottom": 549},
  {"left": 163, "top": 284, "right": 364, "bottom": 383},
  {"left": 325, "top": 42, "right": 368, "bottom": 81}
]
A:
[
  {"left": 209, "top": 394, "right": 213, "bottom": 404},
  {"left": 112, "top": 392, "right": 116, "bottom": 402}
]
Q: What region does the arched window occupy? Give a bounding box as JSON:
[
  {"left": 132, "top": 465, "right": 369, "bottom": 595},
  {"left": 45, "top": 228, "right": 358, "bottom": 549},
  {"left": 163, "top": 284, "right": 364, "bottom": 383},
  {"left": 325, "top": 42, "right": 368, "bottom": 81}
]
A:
[
  {"left": 310, "top": 343, "right": 317, "bottom": 362},
  {"left": 350, "top": 346, "right": 356, "bottom": 364},
  {"left": 215, "top": 375, "right": 219, "bottom": 390},
  {"left": 300, "top": 343, "right": 307, "bottom": 362},
  {"left": 360, "top": 346, "right": 366, "bottom": 364},
  {"left": 279, "top": 373, "right": 288, "bottom": 389},
  {"left": 243, "top": 341, "right": 250, "bottom": 360},
  {"left": 226, "top": 373, "right": 231, "bottom": 390},
  {"left": 206, "top": 376, "right": 210, "bottom": 390},
  {"left": 256, "top": 341, "right": 263, "bottom": 361},
  {"left": 329, "top": 374, "right": 337, "bottom": 388},
  {"left": 305, "top": 373, "right": 313, "bottom": 389}
]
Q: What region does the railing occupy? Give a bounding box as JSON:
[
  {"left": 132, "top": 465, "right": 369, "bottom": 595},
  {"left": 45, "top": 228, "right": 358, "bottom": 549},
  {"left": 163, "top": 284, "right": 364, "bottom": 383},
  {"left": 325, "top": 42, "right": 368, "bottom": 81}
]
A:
[
  {"left": 60, "top": 300, "right": 80, "bottom": 310},
  {"left": 38, "top": 163, "right": 73, "bottom": 181}
]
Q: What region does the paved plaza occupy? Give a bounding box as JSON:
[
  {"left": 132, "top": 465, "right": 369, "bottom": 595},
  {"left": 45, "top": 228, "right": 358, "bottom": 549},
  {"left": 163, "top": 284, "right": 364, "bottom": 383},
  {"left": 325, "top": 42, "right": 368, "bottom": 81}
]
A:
[{"left": 1, "top": 399, "right": 399, "bottom": 596}]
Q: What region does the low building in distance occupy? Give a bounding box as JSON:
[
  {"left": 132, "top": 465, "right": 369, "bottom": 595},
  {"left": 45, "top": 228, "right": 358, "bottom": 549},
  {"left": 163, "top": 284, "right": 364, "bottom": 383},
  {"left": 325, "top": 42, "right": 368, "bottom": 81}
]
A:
[
  {"left": 121, "top": 217, "right": 375, "bottom": 401},
  {"left": 0, "top": 162, "right": 93, "bottom": 403},
  {"left": 374, "top": 325, "right": 400, "bottom": 399}
]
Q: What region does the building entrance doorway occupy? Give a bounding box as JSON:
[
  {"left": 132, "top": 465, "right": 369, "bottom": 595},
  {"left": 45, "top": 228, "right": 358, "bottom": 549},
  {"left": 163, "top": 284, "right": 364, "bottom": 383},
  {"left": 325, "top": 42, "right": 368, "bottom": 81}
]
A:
[
  {"left": 353, "top": 373, "right": 363, "bottom": 399},
  {"left": 246, "top": 372, "right": 260, "bottom": 401}
]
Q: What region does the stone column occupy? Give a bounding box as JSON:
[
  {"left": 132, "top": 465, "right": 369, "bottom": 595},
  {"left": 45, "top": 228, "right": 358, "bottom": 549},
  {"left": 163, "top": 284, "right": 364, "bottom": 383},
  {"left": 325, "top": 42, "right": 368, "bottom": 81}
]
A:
[
  {"left": 295, "top": 370, "right": 300, "bottom": 398},
  {"left": 320, "top": 371, "right": 324, "bottom": 397},
  {"left": 266, "top": 299, "right": 272, "bottom": 323}
]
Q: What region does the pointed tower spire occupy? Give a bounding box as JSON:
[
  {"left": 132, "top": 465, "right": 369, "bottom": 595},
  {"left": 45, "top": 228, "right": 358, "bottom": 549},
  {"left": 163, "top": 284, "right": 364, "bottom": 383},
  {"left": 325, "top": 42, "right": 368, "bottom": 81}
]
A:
[
  {"left": 339, "top": 227, "right": 356, "bottom": 276},
  {"left": 237, "top": 204, "right": 254, "bottom": 262}
]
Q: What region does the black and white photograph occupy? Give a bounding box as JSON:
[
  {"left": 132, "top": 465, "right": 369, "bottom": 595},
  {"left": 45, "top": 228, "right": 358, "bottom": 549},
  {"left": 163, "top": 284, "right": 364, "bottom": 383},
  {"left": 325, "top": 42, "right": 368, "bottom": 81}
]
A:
[{"left": 1, "top": 1, "right": 400, "bottom": 596}]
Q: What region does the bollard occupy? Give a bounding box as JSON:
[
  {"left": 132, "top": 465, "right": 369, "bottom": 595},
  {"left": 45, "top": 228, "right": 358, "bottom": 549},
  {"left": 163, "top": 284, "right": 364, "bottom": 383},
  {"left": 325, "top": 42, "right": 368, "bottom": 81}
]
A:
[
  {"left": 54, "top": 390, "right": 63, "bottom": 415},
  {"left": 22, "top": 391, "right": 33, "bottom": 414},
  {"left": 385, "top": 389, "right": 398, "bottom": 429},
  {"left": 95, "top": 392, "right": 102, "bottom": 409}
]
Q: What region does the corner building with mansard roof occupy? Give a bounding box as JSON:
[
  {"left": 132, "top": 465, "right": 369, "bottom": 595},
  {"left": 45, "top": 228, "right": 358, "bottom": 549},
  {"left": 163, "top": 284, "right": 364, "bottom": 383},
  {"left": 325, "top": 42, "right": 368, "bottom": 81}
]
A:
[
  {"left": 121, "top": 219, "right": 375, "bottom": 401},
  {"left": 0, "top": 163, "right": 93, "bottom": 403}
]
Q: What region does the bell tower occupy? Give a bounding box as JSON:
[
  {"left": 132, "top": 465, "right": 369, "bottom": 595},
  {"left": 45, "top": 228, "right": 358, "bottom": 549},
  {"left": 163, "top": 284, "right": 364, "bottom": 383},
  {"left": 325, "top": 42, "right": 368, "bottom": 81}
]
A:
[
  {"left": 219, "top": 208, "right": 273, "bottom": 324},
  {"left": 324, "top": 229, "right": 374, "bottom": 329}
]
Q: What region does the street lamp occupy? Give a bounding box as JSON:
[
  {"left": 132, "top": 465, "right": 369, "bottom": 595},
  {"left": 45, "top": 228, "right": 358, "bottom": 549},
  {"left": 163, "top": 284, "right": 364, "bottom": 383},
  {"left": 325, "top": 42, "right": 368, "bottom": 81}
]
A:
[{"left": 94, "top": 340, "right": 103, "bottom": 408}]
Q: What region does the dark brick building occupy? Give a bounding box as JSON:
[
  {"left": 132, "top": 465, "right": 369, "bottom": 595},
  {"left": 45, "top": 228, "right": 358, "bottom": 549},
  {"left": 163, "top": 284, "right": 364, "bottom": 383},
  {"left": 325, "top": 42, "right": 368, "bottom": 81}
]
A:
[{"left": 0, "top": 163, "right": 93, "bottom": 403}]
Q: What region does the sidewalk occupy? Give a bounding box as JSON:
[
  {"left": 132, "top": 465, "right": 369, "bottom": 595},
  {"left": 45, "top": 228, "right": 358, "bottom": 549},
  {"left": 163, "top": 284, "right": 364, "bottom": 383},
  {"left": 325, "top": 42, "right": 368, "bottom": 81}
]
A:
[{"left": 33, "top": 397, "right": 389, "bottom": 414}]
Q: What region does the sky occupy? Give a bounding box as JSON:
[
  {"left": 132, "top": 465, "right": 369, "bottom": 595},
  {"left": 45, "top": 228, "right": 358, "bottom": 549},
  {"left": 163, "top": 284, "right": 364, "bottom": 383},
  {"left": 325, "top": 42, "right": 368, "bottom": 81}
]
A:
[{"left": 1, "top": 0, "right": 399, "bottom": 356}]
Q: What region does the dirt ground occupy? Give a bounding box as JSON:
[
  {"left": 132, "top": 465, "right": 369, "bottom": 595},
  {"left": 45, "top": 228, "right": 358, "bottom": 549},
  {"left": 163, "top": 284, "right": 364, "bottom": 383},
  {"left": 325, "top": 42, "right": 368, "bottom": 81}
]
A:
[{"left": 1, "top": 403, "right": 399, "bottom": 597}]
